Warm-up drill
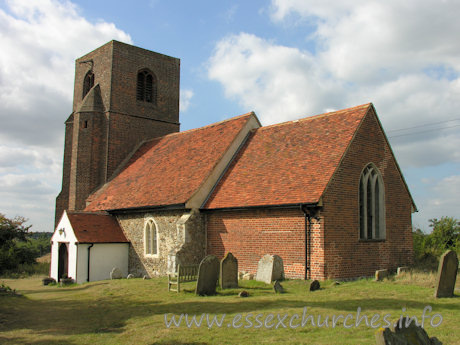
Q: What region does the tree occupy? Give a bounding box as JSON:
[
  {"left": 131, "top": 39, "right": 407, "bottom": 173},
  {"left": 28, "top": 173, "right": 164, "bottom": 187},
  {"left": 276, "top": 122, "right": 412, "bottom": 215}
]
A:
[
  {"left": 0, "top": 213, "right": 33, "bottom": 273},
  {"left": 428, "top": 216, "right": 460, "bottom": 252}
]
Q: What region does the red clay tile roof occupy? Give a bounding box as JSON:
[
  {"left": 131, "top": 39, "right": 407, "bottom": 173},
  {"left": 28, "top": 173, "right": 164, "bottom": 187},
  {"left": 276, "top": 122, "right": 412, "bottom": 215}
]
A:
[
  {"left": 204, "top": 104, "right": 371, "bottom": 209},
  {"left": 85, "top": 113, "right": 255, "bottom": 211},
  {"left": 67, "top": 212, "right": 128, "bottom": 243}
]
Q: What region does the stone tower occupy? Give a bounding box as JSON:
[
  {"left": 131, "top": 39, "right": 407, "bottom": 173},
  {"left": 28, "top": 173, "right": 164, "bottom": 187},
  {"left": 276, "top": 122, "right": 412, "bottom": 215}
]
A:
[{"left": 55, "top": 41, "right": 180, "bottom": 225}]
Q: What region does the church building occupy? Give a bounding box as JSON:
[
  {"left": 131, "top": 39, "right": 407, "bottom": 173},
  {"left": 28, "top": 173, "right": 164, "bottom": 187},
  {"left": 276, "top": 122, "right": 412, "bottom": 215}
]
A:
[{"left": 50, "top": 41, "right": 416, "bottom": 283}]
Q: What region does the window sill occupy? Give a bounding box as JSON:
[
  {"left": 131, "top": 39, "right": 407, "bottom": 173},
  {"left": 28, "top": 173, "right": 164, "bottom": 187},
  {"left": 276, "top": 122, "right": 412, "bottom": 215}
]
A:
[
  {"left": 358, "top": 238, "right": 385, "bottom": 243},
  {"left": 144, "top": 254, "right": 160, "bottom": 259}
]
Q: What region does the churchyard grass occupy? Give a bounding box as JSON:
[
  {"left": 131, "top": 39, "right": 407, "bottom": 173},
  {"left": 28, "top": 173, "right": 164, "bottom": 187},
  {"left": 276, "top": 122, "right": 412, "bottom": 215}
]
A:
[{"left": 0, "top": 274, "right": 459, "bottom": 345}]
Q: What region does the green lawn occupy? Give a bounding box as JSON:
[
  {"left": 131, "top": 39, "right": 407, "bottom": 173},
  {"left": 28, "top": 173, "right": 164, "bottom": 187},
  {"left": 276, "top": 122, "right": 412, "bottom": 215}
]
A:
[{"left": 0, "top": 274, "right": 459, "bottom": 345}]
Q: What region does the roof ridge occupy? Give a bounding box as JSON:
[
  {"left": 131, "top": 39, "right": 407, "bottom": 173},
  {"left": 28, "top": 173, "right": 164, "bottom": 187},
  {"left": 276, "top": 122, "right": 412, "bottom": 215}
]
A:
[
  {"left": 67, "top": 211, "right": 109, "bottom": 216},
  {"left": 258, "top": 103, "right": 372, "bottom": 131},
  {"left": 142, "top": 112, "right": 256, "bottom": 145}
]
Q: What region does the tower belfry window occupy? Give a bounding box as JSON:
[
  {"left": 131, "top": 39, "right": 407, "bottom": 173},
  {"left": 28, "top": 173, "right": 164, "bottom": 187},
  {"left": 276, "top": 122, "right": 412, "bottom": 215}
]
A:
[
  {"left": 82, "top": 71, "right": 94, "bottom": 99},
  {"left": 137, "top": 69, "right": 157, "bottom": 104}
]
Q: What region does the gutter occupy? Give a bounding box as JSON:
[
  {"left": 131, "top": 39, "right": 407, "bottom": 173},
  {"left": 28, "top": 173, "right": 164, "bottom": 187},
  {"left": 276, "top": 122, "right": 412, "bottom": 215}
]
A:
[
  {"left": 201, "top": 202, "right": 317, "bottom": 213},
  {"left": 87, "top": 243, "right": 94, "bottom": 282}
]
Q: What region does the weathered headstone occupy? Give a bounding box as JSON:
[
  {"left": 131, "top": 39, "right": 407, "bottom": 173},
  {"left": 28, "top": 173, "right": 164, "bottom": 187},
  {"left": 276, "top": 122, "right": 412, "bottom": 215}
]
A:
[
  {"left": 196, "top": 255, "right": 220, "bottom": 296},
  {"left": 397, "top": 266, "right": 410, "bottom": 275},
  {"left": 375, "top": 317, "right": 443, "bottom": 345},
  {"left": 375, "top": 269, "right": 389, "bottom": 281},
  {"left": 220, "top": 252, "right": 238, "bottom": 289},
  {"left": 110, "top": 267, "right": 123, "bottom": 279},
  {"left": 309, "top": 280, "right": 320, "bottom": 291},
  {"left": 434, "top": 250, "right": 458, "bottom": 298},
  {"left": 273, "top": 280, "right": 285, "bottom": 293},
  {"left": 255, "top": 254, "right": 285, "bottom": 284}
]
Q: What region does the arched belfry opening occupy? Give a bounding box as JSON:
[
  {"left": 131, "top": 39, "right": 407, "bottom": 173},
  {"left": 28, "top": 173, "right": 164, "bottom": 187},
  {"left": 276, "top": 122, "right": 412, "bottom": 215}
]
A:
[
  {"left": 137, "top": 69, "right": 157, "bottom": 104},
  {"left": 83, "top": 71, "right": 94, "bottom": 99}
]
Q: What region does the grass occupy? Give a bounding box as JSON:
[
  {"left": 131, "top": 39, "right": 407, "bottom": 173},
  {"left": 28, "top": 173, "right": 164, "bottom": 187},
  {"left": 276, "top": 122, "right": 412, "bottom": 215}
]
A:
[{"left": 0, "top": 273, "right": 459, "bottom": 345}]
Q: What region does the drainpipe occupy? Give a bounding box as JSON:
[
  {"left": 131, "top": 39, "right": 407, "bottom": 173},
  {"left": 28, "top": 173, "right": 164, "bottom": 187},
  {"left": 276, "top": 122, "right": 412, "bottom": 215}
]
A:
[
  {"left": 87, "top": 243, "right": 94, "bottom": 282},
  {"left": 301, "top": 205, "right": 311, "bottom": 280}
]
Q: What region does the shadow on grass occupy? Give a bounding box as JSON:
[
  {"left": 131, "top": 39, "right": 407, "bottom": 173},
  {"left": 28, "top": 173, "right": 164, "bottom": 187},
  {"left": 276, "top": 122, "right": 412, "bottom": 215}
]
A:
[
  {"left": 1, "top": 278, "right": 459, "bottom": 339},
  {"left": 150, "top": 340, "right": 208, "bottom": 345},
  {"left": 0, "top": 335, "right": 76, "bottom": 345}
]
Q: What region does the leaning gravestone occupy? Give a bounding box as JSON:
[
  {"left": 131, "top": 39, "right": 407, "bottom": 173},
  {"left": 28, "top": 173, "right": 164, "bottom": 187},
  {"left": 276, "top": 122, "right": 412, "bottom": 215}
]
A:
[
  {"left": 256, "top": 254, "right": 284, "bottom": 284},
  {"left": 220, "top": 252, "right": 238, "bottom": 289},
  {"left": 434, "top": 250, "right": 458, "bottom": 298},
  {"left": 110, "top": 267, "right": 123, "bottom": 279},
  {"left": 196, "top": 255, "right": 220, "bottom": 296}
]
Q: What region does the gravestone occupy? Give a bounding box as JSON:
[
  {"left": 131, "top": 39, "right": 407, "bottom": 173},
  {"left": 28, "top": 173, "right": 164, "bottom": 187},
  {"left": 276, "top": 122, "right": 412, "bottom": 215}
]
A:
[
  {"left": 434, "top": 250, "right": 458, "bottom": 298},
  {"left": 196, "top": 255, "right": 220, "bottom": 296},
  {"left": 375, "top": 317, "right": 443, "bottom": 345},
  {"left": 127, "top": 274, "right": 135, "bottom": 279},
  {"left": 255, "top": 254, "right": 285, "bottom": 284},
  {"left": 397, "top": 266, "right": 410, "bottom": 275},
  {"left": 220, "top": 252, "right": 238, "bottom": 289},
  {"left": 375, "top": 269, "right": 389, "bottom": 281},
  {"left": 309, "top": 280, "right": 320, "bottom": 291},
  {"left": 110, "top": 267, "right": 123, "bottom": 279}
]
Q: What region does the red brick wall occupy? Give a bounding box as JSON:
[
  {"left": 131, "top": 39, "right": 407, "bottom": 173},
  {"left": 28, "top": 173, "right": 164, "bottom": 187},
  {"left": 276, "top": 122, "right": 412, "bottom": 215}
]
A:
[
  {"left": 321, "top": 108, "right": 414, "bottom": 279},
  {"left": 206, "top": 208, "right": 306, "bottom": 279},
  {"left": 206, "top": 108, "right": 414, "bottom": 281}
]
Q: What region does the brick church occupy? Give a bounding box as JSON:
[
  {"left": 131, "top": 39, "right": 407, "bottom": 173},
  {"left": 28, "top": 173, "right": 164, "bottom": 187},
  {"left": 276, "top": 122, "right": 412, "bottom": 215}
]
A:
[{"left": 50, "top": 40, "right": 415, "bottom": 284}]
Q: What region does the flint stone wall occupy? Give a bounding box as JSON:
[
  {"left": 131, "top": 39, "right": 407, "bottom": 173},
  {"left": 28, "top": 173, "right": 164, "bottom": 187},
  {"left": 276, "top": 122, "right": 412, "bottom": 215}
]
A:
[{"left": 116, "top": 209, "right": 205, "bottom": 277}]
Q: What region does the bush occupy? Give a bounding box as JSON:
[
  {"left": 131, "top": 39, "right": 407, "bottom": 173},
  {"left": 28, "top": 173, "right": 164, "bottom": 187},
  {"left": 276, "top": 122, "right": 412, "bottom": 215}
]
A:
[{"left": 0, "top": 214, "right": 51, "bottom": 276}]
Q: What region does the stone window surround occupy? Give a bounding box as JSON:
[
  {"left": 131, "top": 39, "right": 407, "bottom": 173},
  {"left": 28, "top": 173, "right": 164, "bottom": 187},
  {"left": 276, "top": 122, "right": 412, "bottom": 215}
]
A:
[
  {"left": 82, "top": 70, "right": 94, "bottom": 99},
  {"left": 359, "top": 163, "right": 386, "bottom": 241},
  {"left": 144, "top": 217, "right": 159, "bottom": 258}
]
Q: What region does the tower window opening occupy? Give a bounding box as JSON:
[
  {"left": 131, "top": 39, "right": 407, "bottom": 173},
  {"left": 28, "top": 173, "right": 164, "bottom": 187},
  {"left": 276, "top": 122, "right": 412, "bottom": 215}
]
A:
[{"left": 136, "top": 69, "right": 157, "bottom": 104}]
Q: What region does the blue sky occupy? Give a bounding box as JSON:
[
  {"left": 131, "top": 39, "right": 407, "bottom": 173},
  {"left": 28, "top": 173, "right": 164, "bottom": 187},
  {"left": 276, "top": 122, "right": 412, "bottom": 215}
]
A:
[{"left": 0, "top": 0, "right": 459, "bottom": 232}]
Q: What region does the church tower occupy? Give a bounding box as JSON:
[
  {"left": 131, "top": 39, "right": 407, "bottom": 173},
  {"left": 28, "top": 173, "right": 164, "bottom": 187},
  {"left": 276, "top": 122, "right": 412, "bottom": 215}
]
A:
[{"left": 55, "top": 41, "right": 180, "bottom": 225}]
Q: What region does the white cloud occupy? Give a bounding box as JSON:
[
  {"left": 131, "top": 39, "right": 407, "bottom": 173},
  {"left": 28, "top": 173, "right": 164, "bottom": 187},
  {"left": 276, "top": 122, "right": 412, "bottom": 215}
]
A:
[
  {"left": 413, "top": 174, "right": 460, "bottom": 228},
  {"left": 208, "top": 0, "right": 460, "bottom": 167},
  {"left": 208, "top": 0, "right": 460, "bottom": 230},
  {"left": 180, "top": 89, "right": 194, "bottom": 112},
  {"left": 208, "top": 33, "right": 344, "bottom": 124},
  {"left": 0, "top": 0, "right": 131, "bottom": 231}
]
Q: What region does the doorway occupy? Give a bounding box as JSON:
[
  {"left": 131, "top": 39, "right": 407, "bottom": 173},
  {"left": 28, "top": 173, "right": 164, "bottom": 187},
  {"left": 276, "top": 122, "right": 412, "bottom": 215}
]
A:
[{"left": 58, "top": 243, "right": 69, "bottom": 281}]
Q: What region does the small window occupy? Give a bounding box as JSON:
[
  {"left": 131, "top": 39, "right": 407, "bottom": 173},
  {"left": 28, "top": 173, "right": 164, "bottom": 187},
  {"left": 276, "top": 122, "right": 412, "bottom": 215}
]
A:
[
  {"left": 82, "top": 71, "right": 94, "bottom": 99},
  {"left": 144, "top": 218, "right": 158, "bottom": 256},
  {"left": 359, "top": 164, "right": 385, "bottom": 240},
  {"left": 136, "top": 69, "right": 157, "bottom": 104}
]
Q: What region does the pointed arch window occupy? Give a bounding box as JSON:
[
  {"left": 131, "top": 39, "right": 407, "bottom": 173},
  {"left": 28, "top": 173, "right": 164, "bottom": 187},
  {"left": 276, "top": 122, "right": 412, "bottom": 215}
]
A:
[
  {"left": 137, "top": 69, "right": 157, "bottom": 104},
  {"left": 82, "top": 71, "right": 94, "bottom": 99},
  {"left": 144, "top": 218, "right": 159, "bottom": 256},
  {"left": 359, "top": 164, "right": 385, "bottom": 240}
]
